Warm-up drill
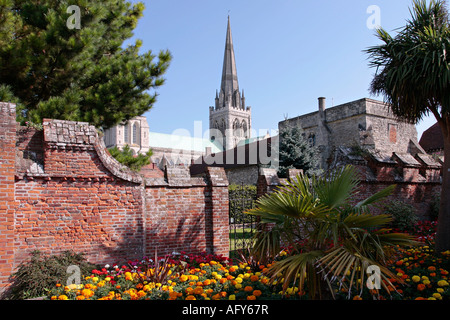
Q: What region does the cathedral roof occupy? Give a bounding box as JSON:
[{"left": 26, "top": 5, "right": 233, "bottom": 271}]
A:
[{"left": 148, "top": 131, "right": 222, "bottom": 153}]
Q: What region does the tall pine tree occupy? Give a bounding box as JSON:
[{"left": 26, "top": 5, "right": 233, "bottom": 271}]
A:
[
  {"left": 0, "top": 0, "right": 171, "bottom": 129},
  {"left": 278, "top": 125, "right": 322, "bottom": 177}
]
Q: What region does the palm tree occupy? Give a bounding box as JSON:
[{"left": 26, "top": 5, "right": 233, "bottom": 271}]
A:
[
  {"left": 365, "top": 0, "right": 450, "bottom": 253},
  {"left": 247, "top": 165, "right": 417, "bottom": 300}
]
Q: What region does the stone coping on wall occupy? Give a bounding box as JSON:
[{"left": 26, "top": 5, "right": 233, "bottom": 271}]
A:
[{"left": 14, "top": 116, "right": 226, "bottom": 187}]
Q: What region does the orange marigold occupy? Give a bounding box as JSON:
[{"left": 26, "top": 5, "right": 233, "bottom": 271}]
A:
[
  {"left": 247, "top": 295, "right": 256, "bottom": 300},
  {"left": 253, "top": 290, "right": 262, "bottom": 297},
  {"left": 417, "top": 284, "right": 426, "bottom": 291},
  {"left": 244, "top": 286, "right": 253, "bottom": 292}
]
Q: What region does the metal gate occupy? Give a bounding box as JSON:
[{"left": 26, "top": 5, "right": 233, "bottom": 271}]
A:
[{"left": 228, "top": 184, "right": 258, "bottom": 256}]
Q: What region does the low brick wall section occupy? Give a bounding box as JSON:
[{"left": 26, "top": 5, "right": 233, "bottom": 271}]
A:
[{"left": 0, "top": 102, "right": 229, "bottom": 294}]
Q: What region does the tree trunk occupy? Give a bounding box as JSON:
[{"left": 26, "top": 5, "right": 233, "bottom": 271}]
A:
[{"left": 435, "top": 127, "right": 450, "bottom": 254}]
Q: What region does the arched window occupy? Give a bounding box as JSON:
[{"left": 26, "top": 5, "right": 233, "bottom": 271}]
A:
[
  {"left": 242, "top": 120, "right": 247, "bottom": 138},
  {"left": 233, "top": 119, "right": 241, "bottom": 137},
  {"left": 124, "top": 124, "right": 129, "bottom": 143},
  {"left": 132, "top": 122, "right": 139, "bottom": 144}
]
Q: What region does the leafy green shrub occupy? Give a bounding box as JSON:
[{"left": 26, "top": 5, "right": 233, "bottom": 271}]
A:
[
  {"left": 5, "top": 250, "right": 98, "bottom": 300},
  {"left": 385, "top": 200, "right": 418, "bottom": 232},
  {"left": 108, "top": 145, "right": 152, "bottom": 172}
]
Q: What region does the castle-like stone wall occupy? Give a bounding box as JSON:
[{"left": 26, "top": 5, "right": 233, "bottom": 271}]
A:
[{"left": 279, "top": 98, "right": 425, "bottom": 169}]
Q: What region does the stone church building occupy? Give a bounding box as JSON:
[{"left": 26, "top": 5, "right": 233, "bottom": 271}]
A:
[
  {"left": 279, "top": 97, "right": 427, "bottom": 170},
  {"left": 103, "top": 16, "right": 252, "bottom": 168}
]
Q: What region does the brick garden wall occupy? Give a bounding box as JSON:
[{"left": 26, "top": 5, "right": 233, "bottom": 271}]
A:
[
  {"left": 257, "top": 164, "right": 441, "bottom": 220},
  {"left": 0, "top": 103, "right": 229, "bottom": 294}
]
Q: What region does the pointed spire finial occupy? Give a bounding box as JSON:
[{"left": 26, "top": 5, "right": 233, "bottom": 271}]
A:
[{"left": 219, "top": 14, "right": 239, "bottom": 108}]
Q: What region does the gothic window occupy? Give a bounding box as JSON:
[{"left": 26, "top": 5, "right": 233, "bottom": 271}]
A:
[
  {"left": 133, "top": 123, "right": 139, "bottom": 144},
  {"left": 221, "top": 119, "right": 226, "bottom": 134},
  {"left": 233, "top": 119, "right": 241, "bottom": 137},
  {"left": 124, "top": 124, "right": 129, "bottom": 143},
  {"left": 242, "top": 120, "right": 248, "bottom": 138}
]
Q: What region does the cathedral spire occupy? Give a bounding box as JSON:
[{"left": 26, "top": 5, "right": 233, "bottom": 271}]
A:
[{"left": 219, "top": 16, "right": 240, "bottom": 109}]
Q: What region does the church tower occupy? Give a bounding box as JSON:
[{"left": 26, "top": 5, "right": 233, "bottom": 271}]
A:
[{"left": 209, "top": 16, "right": 251, "bottom": 151}]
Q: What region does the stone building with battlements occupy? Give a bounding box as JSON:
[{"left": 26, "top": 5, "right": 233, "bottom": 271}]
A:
[{"left": 279, "top": 97, "right": 427, "bottom": 170}]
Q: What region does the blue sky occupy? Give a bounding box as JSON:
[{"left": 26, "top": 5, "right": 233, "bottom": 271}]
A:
[{"left": 129, "top": 0, "right": 436, "bottom": 140}]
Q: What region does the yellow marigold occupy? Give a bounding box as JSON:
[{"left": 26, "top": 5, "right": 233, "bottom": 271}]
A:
[
  {"left": 125, "top": 272, "right": 133, "bottom": 281},
  {"left": 229, "top": 294, "right": 236, "bottom": 300},
  {"left": 438, "top": 280, "right": 449, "bottom": 287},
  {"left": 81, "top": 288, "right": 94, "bottom": 298},
  {"left": 235, "top": 277, "right": 243, "bottom": 284},
  {"left": 235, "top": 283, "right": 242, "bottom": 289},
  {"left": 412, "top": 275, "right": 420, "bottom": 283},
  {"left": 433, "top": 293, "right": 442, "bottom": 300},
  {"left": 179, "top": 275, "right": 188, "bottom": 282}
]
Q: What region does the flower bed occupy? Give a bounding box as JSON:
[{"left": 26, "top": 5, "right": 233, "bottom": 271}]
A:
[
  {"left": 48, "top": 252, "right": 301, "bottom": 300},
  {"left": 46, "top": 221, "right": 450, "bottom": 300}
]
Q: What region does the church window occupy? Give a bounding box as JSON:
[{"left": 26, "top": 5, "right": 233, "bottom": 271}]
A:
[
  {"left": 242, "top": 120, "right": 248, "bottom": 138},
  {"left": 233, "top": 119, "right": 242, "bottom": 137},
  {"left": 133, "top": 123, "right": 139, "bottom": 144},
  {"left": 124, "top": 124, "right": 129, "bottom": 143}
]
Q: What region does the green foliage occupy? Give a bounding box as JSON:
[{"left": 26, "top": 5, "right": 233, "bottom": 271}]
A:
[
  {"left": 5, "top": 250, "right": 97, "bottom": 300},
  {"left": 228, "top": 184, "right": 257, "bottom": 224},
  {"left": 108, "top": 144, "right": 152, "bottom": 172},
  {"left": 366, "top": 0, "right": 450, "bottom": 122},
  {"left": 0, "top": 0, "right": 171, "bottom": 129},
  {"left": 247, "top": 165, "right": 417, "bottom": 299},
  {"left": 277, "top": 125, "right": 322, "bottom": 178},
  {"left": 385, "top": 200, "right": 418, "bottom": 232}
]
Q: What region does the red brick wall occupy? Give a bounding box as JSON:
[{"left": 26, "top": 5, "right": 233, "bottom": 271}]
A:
[
  {"left": 0, "top": 103, "right": 16, "bottom": 293},
  {"left": 257, "top": 165, "right": 441, "bottom": 220},
  {"left": 0, "top": 104, "right": 230, "bottom": 293}
]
